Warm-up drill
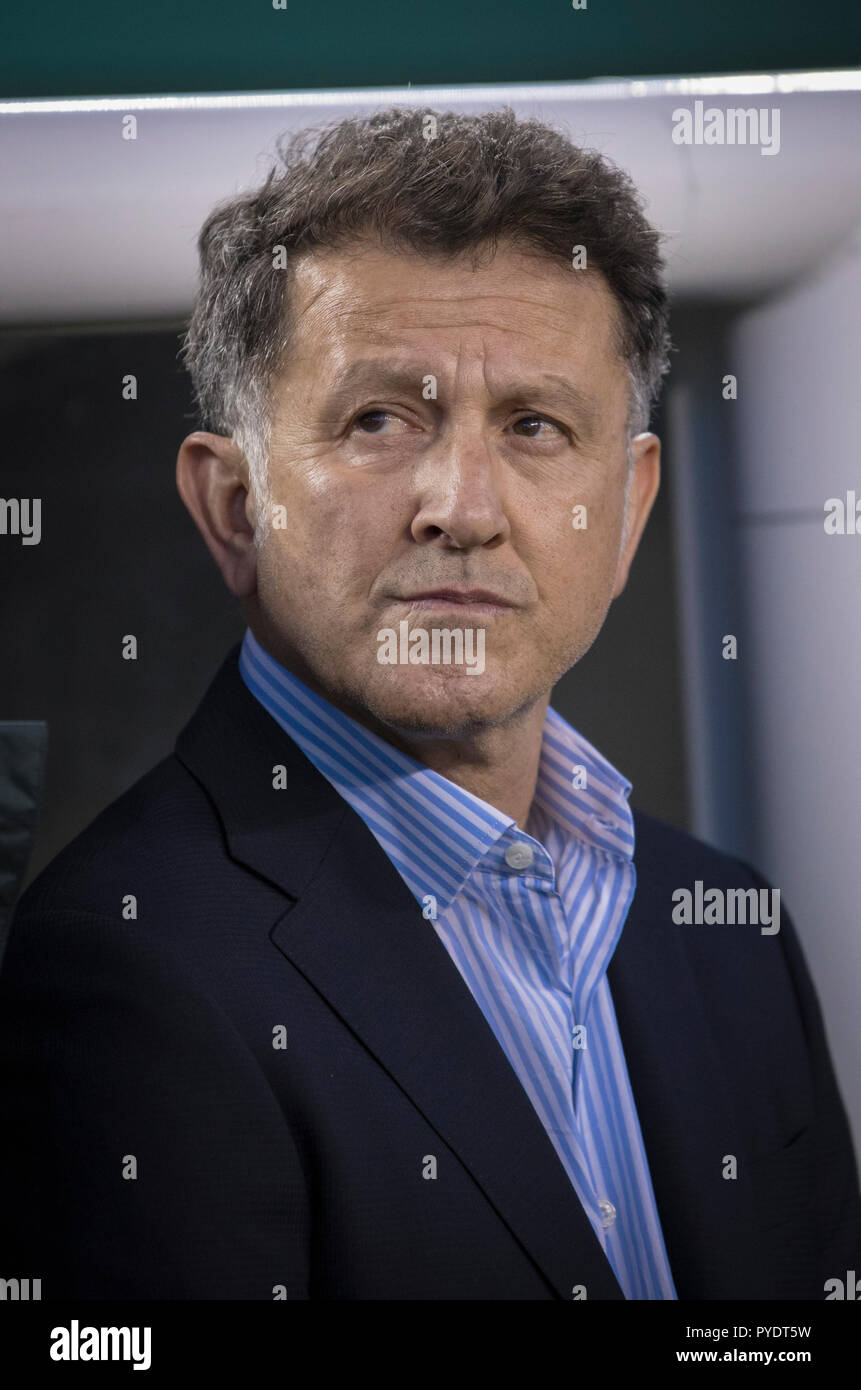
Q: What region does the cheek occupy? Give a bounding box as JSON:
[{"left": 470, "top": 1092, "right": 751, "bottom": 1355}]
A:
[
  {"left": 259, "top": 495, "right": 388, "bottom": 606},
  {"left": 530, "top": 493, "right": 623, "bottom": 593}
]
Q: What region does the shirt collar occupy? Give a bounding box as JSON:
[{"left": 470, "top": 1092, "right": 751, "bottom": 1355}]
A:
[{"left": 239, "top": 627, "right": 634, "bottom": 912}]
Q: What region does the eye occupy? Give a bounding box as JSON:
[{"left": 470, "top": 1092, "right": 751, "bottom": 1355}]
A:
[
  {"left": 511, "top": 413, "right": 567, "bottom": 439},
  {"left": 354, "top": 410, "right": 405, "bottom": 434}
]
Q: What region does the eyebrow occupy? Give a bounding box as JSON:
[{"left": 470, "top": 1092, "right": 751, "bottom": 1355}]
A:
[{"left": 316, "top": 360, "right": 602, "bottom": 435}]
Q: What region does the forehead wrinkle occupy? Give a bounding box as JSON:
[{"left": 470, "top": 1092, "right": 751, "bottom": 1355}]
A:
[
  {"left": 311, "top": 280, "right": 587, "bottom": 323},
  {"left": 311, "top": 352, "right": 606, "bottom": 439},
  {"left": 328, "top": 298, "right": 579, "bottom": 332},
  {"left": 325, "top": 317, "right": 573, "bottom": 354},
  {"left": 342, "top": 287, "right": 572, "bottom": 310},
  {"left": 292, "top": 243, "right": 611, "bottom": 327}
]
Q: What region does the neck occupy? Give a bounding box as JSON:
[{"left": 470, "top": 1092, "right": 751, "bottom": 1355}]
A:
[
  {"left": 247, "top": 617, "right": 548, "bottom": 826},
  {"left": 379, "top": 699, "right": 549, "bottom": 827}
]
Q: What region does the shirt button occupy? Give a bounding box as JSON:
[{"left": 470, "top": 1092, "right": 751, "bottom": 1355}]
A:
[
  {"left": 504, "top": 841, "right": 534, "bottom": 871},
  {"left": 598, "top": 1199, "right": 617, "bottom": 1229}
]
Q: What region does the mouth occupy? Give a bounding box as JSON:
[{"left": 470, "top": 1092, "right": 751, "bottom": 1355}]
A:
[{"left": 395, "top": 588, "right": 517, "bottom": 617}]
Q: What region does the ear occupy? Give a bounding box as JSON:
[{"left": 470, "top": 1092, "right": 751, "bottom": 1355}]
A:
[
  {"left": 612, "top": 433, "right": 661, "bottom": 598},
  {"left": 176, "top": 432, "right": 258, "bottom": 597}
]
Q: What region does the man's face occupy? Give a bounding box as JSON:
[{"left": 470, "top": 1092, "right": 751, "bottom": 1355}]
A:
[{"left": 248, "top": 238, "right": 651, "bottom": 738}]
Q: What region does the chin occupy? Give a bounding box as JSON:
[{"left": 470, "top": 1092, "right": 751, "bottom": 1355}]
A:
[{"left": 360, "top": 668, "right": 532, "bottom": 739}]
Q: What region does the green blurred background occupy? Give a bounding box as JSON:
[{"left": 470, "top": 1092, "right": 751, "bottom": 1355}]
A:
[{"left": 1, "top": 0, "right": 859, "bottom": 100}]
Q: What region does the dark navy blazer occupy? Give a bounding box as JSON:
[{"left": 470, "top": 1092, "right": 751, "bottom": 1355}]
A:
[{"left": 1, "top": 645, "right": 858, "bottom": 1299}]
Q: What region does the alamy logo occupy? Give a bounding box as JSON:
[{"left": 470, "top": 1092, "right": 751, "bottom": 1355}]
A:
[
  {"left": 0, "top": 1276, "right": 41, "bottom": 1299},
  {"left": 824, "top": 1270, "right": 861, "bottom": 1299},
  {"left": 0, "top": 497, "right": 41, "bottom": 545},
  {"left": 672, "top": 100, "right": 780, "bottom": 156},
  {"left": 377, "top": 620, "right": 485, "bottom": 675},
  {"left": 671, "top": 881, "right": 780, "bottom": 935},
  {"left": 824, "top": 492, "right": 861, "bottom": 533},
  {"left": 50, "top": 1321, "right": 151, "bottom": 1371}
]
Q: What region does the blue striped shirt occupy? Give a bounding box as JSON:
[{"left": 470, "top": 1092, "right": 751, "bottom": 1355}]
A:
[{"left": 239, "top": 627, "right": 677, "bottom": 1299}]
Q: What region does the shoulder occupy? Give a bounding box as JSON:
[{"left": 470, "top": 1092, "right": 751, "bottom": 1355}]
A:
[
  {"left": 13, "top": 753, "right": 220, "bottom": 927},
  {"left": 631, "top": 805, "right": 764, "bottom": 890},
  {"left": 1, "top": 747, "right": 287, "bottom": 1025},
  {"left": 4, "top": 750, "right": 274, "bottom": 996}
]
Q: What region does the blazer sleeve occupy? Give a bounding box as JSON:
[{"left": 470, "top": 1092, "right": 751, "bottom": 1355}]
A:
[
  {"left": 0, "top": 907, "right": 311, "bottom": 1299},
  {"left": 743, "top": 861, "right": 861, "bottom": 1285}
]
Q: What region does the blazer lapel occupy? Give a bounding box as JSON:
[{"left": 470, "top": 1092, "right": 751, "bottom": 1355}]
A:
[
  {"left": 271, "top": 809, "right": 624, "bottom": 1301},
  {"left": 176, "top": 646, "right": 624, "bottom": 1301}
]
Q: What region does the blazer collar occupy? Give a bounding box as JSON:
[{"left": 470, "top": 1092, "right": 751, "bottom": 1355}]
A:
[{"left": 175, "top": 643, "right": 351, "bottom": 901}]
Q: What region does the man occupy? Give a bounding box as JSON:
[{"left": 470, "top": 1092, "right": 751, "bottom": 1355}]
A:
[{"left": 1, "top": 107, "right": 858, "bottom": 1300}]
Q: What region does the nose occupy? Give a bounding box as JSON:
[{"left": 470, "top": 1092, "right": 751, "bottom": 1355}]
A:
[{"left": 410, "top": 433, "right": 510, "bottom": 551}]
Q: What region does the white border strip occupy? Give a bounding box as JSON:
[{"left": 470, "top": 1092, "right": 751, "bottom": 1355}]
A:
[{"left": 1, "top": 70, "right": 860, "bottom": 116}]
